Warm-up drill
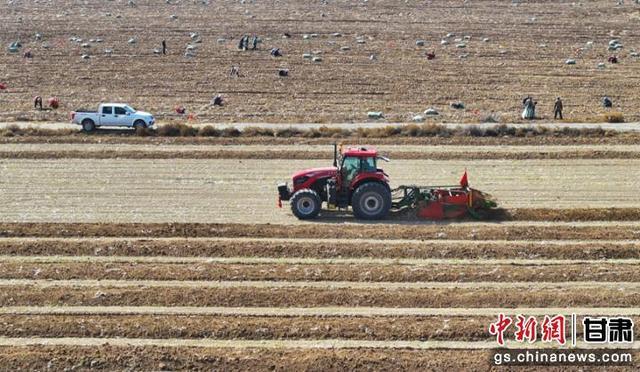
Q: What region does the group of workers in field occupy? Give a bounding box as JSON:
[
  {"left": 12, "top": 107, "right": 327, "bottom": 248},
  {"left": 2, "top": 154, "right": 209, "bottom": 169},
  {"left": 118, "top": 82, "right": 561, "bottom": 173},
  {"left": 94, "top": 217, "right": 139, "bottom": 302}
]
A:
[
  {"left": 522, "top": 96, "right": 613, "bottom": 120},
  {"left": 521, "top": 96, "right": 563, "bottom": 120}
]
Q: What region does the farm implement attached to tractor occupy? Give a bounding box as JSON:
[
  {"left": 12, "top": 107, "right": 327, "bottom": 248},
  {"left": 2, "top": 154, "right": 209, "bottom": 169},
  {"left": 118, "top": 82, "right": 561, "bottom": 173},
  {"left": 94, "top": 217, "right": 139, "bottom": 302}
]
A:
[{"left": 277, "top": 145, "right": 497, "bottom": 220}]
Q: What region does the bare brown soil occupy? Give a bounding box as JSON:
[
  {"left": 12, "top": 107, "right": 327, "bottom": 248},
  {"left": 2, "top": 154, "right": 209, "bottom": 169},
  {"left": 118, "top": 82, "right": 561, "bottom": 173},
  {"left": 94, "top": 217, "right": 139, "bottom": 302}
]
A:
[
  {"left": 0, "top": 346, "right": 637, "bottom": 371},
  {"left": 1, "top": 261, "right": 638, "bottom": 282},
  {"left": 4, "top": 314, "right": 631, "bottom": 341},
  {"left": 1, "top": 238, "right": 638, "bottom": 259},
  {"left": 0, "top": 314, "right": 493, "bottom": 341},
  {"left": 2, "top": 286, "right": 638, "bottom": 308},
  {"left": 2, "top": 222, "right": 640, "bottom": 240}
]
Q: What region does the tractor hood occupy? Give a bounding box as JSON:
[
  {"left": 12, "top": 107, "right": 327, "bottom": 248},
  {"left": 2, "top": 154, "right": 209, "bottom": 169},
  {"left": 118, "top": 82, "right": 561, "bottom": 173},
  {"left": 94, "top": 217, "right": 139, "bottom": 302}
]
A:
[{"left": 292, "top": 166, "right": 337, "bottom": 181}]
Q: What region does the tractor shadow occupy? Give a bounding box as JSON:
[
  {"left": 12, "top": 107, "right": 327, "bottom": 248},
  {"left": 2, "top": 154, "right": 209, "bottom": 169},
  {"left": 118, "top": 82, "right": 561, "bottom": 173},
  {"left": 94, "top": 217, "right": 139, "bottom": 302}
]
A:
[{"left": 310, "top": 209, "right": 506, "bottom": 226}]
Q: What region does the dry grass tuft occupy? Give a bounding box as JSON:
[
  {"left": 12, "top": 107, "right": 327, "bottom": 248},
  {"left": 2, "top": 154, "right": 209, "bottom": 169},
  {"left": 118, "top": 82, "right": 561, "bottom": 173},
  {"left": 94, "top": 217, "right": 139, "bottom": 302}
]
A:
[{"left": 603, "top": 112, "right": 624, "bottom": 123}]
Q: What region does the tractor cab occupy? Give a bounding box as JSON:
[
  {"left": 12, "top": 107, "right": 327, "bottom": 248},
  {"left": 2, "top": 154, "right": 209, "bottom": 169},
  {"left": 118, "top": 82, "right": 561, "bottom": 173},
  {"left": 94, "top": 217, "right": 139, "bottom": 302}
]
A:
[{"left": 336, "top": 146, "right": 388, "bottom": 192}]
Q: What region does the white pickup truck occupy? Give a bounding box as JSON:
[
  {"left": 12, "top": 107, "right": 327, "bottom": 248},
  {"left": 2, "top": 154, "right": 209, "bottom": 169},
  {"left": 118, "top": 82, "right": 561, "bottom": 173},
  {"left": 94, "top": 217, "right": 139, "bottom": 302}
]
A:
[{"left": 71, "top": 103, "right": 155, "bottom": 132}]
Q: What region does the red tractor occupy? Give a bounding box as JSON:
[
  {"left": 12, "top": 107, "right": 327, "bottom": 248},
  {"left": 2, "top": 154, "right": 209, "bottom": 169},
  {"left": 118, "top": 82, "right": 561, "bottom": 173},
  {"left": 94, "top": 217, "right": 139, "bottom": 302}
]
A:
[{"left": 277, "top": 145, "right": 497, "bottom": 220}]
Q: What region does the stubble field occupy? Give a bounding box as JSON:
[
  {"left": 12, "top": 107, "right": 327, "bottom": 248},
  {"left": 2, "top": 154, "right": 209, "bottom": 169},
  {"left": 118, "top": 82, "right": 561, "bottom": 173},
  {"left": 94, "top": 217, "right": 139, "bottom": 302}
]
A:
[
  {"left": 1, "top": 0, "right": 640, "bottom": 369},
  {"left": 2, "top": 0, "right": 640, "bottom": 123},
  {"left": 0, "top": 142, "right": 639, "bottom": 370}
]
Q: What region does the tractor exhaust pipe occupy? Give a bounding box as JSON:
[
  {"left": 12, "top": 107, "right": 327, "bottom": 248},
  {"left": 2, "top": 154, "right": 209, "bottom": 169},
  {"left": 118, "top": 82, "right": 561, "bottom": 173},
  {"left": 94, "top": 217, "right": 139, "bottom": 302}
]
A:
[{"left": 333, "top": 143, "right": 337, "bottom": 167}]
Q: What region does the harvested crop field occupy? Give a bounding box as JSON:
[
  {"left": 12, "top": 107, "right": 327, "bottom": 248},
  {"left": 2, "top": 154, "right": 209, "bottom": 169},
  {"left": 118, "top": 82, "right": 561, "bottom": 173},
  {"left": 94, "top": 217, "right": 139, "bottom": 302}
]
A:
[
  {"left": 3, "top": 1, "right": 640, "bottom": 124},
  {"left": 2, "top": 0, "right": 640, "bottom": 368},
  {"left": 0, "top": 222, "right": 639, "bottom": 370}
]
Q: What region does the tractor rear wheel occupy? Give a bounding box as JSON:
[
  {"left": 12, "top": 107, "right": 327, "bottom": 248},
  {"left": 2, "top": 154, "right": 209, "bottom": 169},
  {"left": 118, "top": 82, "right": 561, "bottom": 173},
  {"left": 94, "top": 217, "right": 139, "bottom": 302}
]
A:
[
  {"left": 352, "top": 182, "right": 391, "bottom": 220},
  {"left": 290, "top": 189, "right": 322, "bottom": 220}
]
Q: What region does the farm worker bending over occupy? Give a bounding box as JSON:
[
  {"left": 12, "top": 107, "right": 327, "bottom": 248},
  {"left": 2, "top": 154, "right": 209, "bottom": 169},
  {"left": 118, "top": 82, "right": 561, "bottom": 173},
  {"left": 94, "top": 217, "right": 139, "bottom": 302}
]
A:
[
  {"left": 34, "top": 96, "right": 43, "bottom": 110},
  {"left": 554, "top": 97, "right": 563, "bottom": 120}
]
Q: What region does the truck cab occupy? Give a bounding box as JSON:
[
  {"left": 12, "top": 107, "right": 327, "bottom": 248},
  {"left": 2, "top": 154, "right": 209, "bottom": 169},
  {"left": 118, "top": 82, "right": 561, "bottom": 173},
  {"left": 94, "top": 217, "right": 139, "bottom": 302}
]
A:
[{"left": 278, "top": 145, "right": 391, "bottom": 220}]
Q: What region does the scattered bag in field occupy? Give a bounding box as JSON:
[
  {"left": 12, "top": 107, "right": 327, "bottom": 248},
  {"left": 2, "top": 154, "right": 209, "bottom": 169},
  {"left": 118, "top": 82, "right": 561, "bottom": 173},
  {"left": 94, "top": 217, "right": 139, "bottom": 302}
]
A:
[
  {"left": 413, "top": 115, "right": 425, "bottom": 122},
  {"left": 278, "top": 68, "right": 289, "bottom": 77},
  {"left": 270, "top": 48, "right": 282, "bottom": 57},
  {"left": 175, "top": 106, "right": 186, "bottom": 114},
  {"left": 35, "top": 33, "right": 42, "bottom": 41},
  {"left": 0, "top": 82, "right": 6, "bottom": 90},
  {"left": 426, "top": 51, "right": 436, "bottom": 60},
  {"left": 416, "top": 39, "right": 425, "bottom": 46},
  {"left": 424, "top": 108, "right": 439, "bottom": 115},
  {"left": 8, "top": 41, "right": 21, "bottom": 53},
  {"left": 597, "top": 62, "right": 606, "bottom": 69},
  {"left": 608, "top": 55, "right": 618, "bottom": 63},
  {"left": 450, "top": 102, "right": 465, "bottom": 109},
  {"left": 368, "top": 111, "right": 384, "bottom": 119},
  {"left": 23, "top": 50, "right": 33, "bottom": 58},
  {"left": 608, "top": 39, "right": 623, "bottom": 51},
  {"left": 128, "top": 38, "right": 137, "bottom": 44},
  {"left": 565, "top": 58, "right": 576, "bottom": 65},
  {"left": 81, "top": 54, "right": 90, "bottom": 59}
]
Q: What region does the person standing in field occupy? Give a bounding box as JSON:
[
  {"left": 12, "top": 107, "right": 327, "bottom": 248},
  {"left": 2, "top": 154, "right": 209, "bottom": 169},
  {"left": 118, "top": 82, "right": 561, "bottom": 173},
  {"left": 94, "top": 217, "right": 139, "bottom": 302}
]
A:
[
  {"left": 521, "top": 96, "right": 536, "bottom": 120},
  {"left": 162, "top": 40, "right": 167, "bottom": 55},
  {"left": 554, "top": 97, "right": 563, "bottom": 120}
]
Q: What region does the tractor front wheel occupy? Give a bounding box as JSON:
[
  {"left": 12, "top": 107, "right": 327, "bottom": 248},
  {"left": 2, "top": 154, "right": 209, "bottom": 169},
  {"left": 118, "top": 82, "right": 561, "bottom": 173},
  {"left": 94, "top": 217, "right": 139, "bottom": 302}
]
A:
[
  {"left": 352, "top": 182, "right": 391, "bottom": 220},
  {"left": 290, "top": 189, "right": 322, "bottom": 220}
]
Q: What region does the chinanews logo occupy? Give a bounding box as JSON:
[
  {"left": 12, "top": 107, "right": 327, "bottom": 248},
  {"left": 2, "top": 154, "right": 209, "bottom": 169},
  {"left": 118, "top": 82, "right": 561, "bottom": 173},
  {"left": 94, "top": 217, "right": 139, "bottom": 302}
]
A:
[
  {"left": 489, "top": 313, "right": 634, "bottom": 346},
  {"left": 489, "top": 313, "right": 635, "bottom": 366}
]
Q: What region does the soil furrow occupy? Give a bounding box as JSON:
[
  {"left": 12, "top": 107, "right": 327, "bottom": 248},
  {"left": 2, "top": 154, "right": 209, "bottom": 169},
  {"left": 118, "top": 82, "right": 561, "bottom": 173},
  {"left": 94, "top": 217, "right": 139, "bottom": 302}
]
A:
[
  {"left": 2, "top": 285, "right": 638, "bottom": 307},
  {"left": 2, "top": 314, "right": 636, "bottom": 341},
  {"left": 4, "top": 306, "right": 640, "bottom": 317},
  {"left": 0, "top": 238, "right": 637, "bottom": 259},
  {"left": 2, "top": 223, "right": 640, "bottom": 240},
  {"left": 1, "top": 346, "right": 637, "bottom": 371},
  {"left": 0, "top": 261, "right": 638, "bottom": 282},
  {"left": 0, "top": 338, "right": 636, "bottom": 350},
  {"left": 0, "top": 314, "right": 493, "bottom": 341}
]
